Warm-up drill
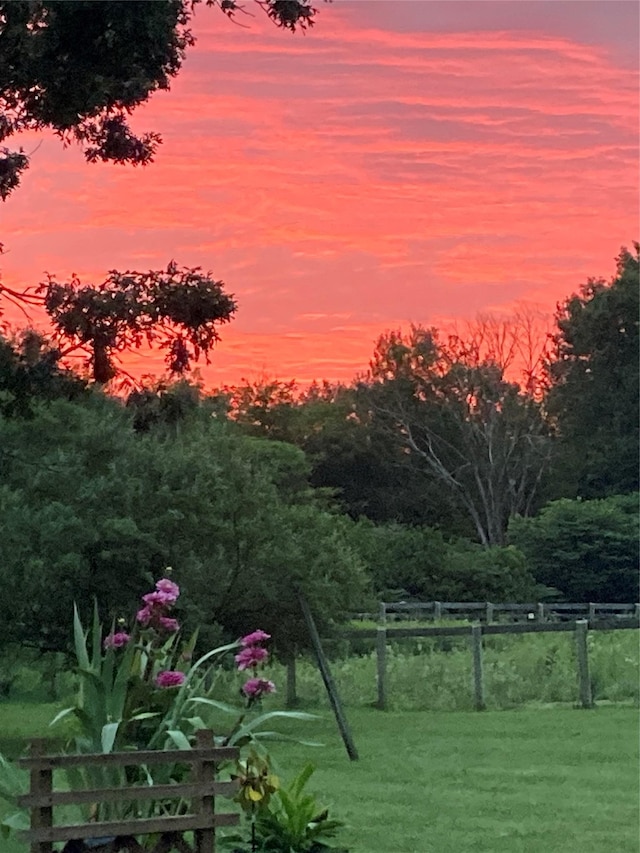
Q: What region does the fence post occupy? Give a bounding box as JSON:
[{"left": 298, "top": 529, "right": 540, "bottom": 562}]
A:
[
  {"left": 434, "top": 601, "right": 442, "bottom": 621},
  {"left": 470, "top": 625, "right": 485, "bottom": 711},
  {"left": 635, "top": 603, "right": 640, "bottom": 621},
  {"left": 378, "top": 601, "right": 387, "bottom": 624},
  {"left": 28, "top": 738, "right": 53, "bottom": 853},
  {"left": 376, "top": 626, "right": 387, "bottom": 711},
  {"left": 194, "top": 729, "right": 215, "bottom": 853},
  {"left": 536, "top": 602, "right": 545, "bottom": 622},
  {"left": 588, "top": 602, "right": 596, "bottom": 622},
  {"left": 574, "top": 620, "right": 593, "bottom": 709},
  {"left": 485, "top": 602, "right": 494, "bottom": 624}
]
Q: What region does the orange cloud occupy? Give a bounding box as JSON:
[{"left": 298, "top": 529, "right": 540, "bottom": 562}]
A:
[{"left": 1, "top": 5, "right": 636, "bottom": 386}]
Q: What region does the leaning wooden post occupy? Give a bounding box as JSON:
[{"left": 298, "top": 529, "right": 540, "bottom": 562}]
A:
[
  {"left": 470, "top": 625, "right": 486, "bottom": 711},
  {"left": 28, "top": 738, "right": 53, "bottom": 853},
  {"left": 194, "top": 728, "right": 215, "bottom": 853},
  {"left": 376, "top": 626, "right": 387, "bottom": 711},
  {"left": 574, "top": 620, "right": 593, "bottom": 709},
  {"left": 297, "top": 592, "right": 359, "bottom": 761}
]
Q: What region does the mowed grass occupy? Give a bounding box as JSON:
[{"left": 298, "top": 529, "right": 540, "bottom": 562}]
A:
[{"left": 0, "top": 703, "right": 638, "bottom": 853}]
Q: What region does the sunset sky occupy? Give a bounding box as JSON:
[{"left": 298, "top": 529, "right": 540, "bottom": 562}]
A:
[{"left": 1, "top": 0, "right": 638, "bottom": 387}]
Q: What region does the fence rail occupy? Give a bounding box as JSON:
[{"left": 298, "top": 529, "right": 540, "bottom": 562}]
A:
[
  {"left": 18, "top": 729, "right": 239, "bottom": 853},
  {"left": 373, "top": 601, "right": 640, "bottom": 623},
  {"left": 344, "top": 618, "right": 638, "bottom": 711}
]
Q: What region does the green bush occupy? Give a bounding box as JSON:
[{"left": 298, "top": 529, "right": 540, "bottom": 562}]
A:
[{"left": 509, "top": 493, "right": 639, "bottom": 601}]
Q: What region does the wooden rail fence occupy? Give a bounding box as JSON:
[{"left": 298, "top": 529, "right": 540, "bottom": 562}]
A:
[
  {"left": 359, "top": 617, "right": 639, "bottom": 711},
  {"left": 375, "top": 601, "right": 640, "bottom": 623},
  {"left": 18, "top": 729, "right": 239, "bottom": 853}
]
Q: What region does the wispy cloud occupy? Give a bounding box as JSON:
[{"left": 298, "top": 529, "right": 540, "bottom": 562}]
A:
[{"left": 1, "top": 4, "right": 636, "bottom": 385}]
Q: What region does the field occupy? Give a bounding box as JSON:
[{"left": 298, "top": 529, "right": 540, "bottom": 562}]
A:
[
  {"left": 286, "top": 628, "right": 640, "bottom": 710},
  {"left": 1, "top": 702, "right": 638, "bottom": 853}
]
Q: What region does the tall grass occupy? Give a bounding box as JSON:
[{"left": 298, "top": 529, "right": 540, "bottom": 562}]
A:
[
  {"left": 1, "top": 629, "right": 637, "bottom": 713},
  {"left": 260, "top": 629, "right": 639, "bottom": 711}
]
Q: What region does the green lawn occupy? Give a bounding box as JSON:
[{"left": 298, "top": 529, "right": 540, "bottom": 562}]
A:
[{"left": 1, "top": 703, "right": 638, "bottom": 853}]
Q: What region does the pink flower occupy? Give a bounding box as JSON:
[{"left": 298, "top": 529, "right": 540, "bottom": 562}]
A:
[
  {"left": 155, "top": 670, "right": 186, "bottom": 688},
  {"left": 155, "top": 578, "right": 180, "bottom": 602},
  {"left": 235, "top": 646, "right": 269, "bottom": 671},
  {"left": 242, "top": 678, "right": 276, "bottom": 699},
  {"left": 240, "top": 630, "right": 271, "bottom": 647},
  {"left": 158, "top": 616, "right": 180, "bottom": 633},
  {"left": 136, "top": 606, "right": 153, "bottom": 626},
  {"left": 103, "top": 631, "right": 130, "bottom": 650},
  {"left": 142, "top": 590, "right": 175, "bottom": 607}
]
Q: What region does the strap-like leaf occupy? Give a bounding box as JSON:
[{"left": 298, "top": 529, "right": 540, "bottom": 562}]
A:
[{"left": 73, "top": 604, "right": 90, "bottom": 670}]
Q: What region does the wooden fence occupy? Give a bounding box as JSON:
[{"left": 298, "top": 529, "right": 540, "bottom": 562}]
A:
[
  {"left": 18, "top": 729, "right": 239, "bottom": 853},
  {"left": 352, "top": 617, "right": 639, "bottom": 711},
  {"left": 376, "top": 601, "right": 640, "bottom": 623}
]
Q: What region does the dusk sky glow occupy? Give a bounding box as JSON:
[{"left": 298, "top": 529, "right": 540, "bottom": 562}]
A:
[{"left": 1, "top": 0, "right": 638, "bottom": 387}]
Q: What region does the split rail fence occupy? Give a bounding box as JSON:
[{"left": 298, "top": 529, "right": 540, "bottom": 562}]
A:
[
  {"left": 350, "top": 616, "right": 640, "bottom": 711},
  {"left": 375, "top": 601, "right": 640, "bottom": 623},
  {"left": 18, "top": 729, "right": 239, "bottom": 853}
]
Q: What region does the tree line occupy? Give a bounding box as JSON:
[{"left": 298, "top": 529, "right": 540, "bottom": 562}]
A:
[
  {"left": 0, "top": 246, "right": 637, "bottom": 659},
  {"left": 0, "top": 3, "right": 637, "bottom": 660}
]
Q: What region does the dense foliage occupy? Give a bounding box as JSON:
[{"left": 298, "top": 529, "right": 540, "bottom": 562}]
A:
[
  {"left": 508, "top": 493, "right": 639, "bottom": 602},
  {"left": 0, "top": 389, "right": 366, "bottom": 655},
  {"left": 0, "top": 248, "right": 637, "bottom": 662},
  {"left": 0, "top": 0, "right": 320, "bottom": 198},
  {"left": 545, "top": 245, "right": 639, "bottom": 499}
]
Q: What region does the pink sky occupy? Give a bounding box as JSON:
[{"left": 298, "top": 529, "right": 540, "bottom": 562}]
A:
[{"left": 1, "top": 0, "right": 638, "bottom": 387}]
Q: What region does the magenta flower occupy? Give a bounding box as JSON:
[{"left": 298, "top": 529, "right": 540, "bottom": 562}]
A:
[
  {"left": 142, "top": 590, "right": 175, "bottom": 607},
  {"left": 240, "top": 630, "right": 271, "bottom": 647},
  {"left": 155, "top": 578, "right": 180, "bottom": 602},
  {"left": 235, "top": 646, "right": 269, "bottom": 671},
  {"left": 103, "top": 631, "right": 130, "bottom": 650},
  {"left": 155, "top": 670, "right": 186, "bottom": 688},
  {"left": 158, "top": 616, "right": 180, "bottom": 633},
  {"left": 136, "top": 605, "right": 153, "bottom": 626},
  {"left": 242, "top": 678, "right": 276, "bottom": 699}
]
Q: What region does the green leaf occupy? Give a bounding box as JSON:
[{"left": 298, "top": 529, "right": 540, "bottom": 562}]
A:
[
  {"left": 73, "top": 603, "right": 90, "bottom": 670},
  {"left": 1, "top": 809, "right": 30, "bottom": 838},
  {"left": 236, "top": 710, "right": 318, "bottom": 735},
  {"left": 91, "top": 599, "right": 102, "bottom": 669},
  {"left": 166, "top": 729, "right": 192, "bottom": 751},
  {"left": 187, "top": 697, "right": 239, "bottom": 715},
  {"left": 0, "top": 755, "right": 28, "bottom": 802},
  {"left": 101, "top": 722, "right": 120, "bottom": 753},
  {"left": 49, "top": 706, "right": 75, "bottom": 728}
]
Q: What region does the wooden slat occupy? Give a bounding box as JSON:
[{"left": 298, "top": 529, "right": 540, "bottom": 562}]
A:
[
  {"left": 590, "top": 617, "right": 639, "bottom": 631},
  {"left": 24, "top": 811, "right": 240, "bottom": 844},
  {"left": 341, "top": 618, "right": 639, "bottom": 641},
  {"left": 18, "top": 780, "right": 238, "bottom": 809},
  {"left": 19, "top": 746, "right": 238, "bottom": 770}
]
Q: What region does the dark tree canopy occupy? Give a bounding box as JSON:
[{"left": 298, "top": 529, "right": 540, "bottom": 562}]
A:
[
  {"left": 37, "top": 262, "right": 237, "bottom": 383},
  {"left": 363, "top": 326, "right": 551, "bottom": 547},
  {"left": 545, "top": 245, "right": 639, "bottom": 498},
  {"left": 0, "top": 0, "right": 320, "bottom": 198}
]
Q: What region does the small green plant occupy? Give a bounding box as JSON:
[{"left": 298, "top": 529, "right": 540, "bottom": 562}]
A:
[
  {"left": 0, "top": 573, "right": 317, "bottom": 841},
  {"left": 226, "top": 761, "right": 348, "bottom": 852}
]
